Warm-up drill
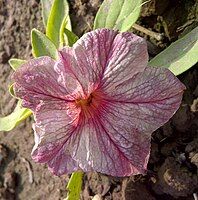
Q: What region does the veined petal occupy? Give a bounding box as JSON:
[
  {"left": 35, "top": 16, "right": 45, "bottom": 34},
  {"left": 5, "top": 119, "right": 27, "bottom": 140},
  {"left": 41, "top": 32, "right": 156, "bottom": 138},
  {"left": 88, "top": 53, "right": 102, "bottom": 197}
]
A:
[
  {"left": 13, "top": 56, "right": 78, "bottom": 111},
  {"left": 33, "top": 124, "right": 80, "bottom": 175},
  {"left": 68, "top": 119, "right": 143, "bottom": 177},
  {"left": 58, "top": 29, "right": 148, "bottom": 95},
  {"left": 47, "top": 148, "right": 80, "bottom": 176},
  {"left": 101, "top": 32, "right": 148, "bottom": 89},
  {"left": 103, "top": 67, "right": 185, "bottom": 134},
  {"left": 31, "top": 100, "right": 81, "bottom": 175}
]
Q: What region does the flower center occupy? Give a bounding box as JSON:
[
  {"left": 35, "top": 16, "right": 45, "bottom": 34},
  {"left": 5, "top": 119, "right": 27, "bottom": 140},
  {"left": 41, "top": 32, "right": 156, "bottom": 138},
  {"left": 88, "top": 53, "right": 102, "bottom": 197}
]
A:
[
  {"left": 75, "top": 91, "right": 103, "bottom": 119},
  {"left": 75, "top": 94, "right": 93, "bottom": 107}
]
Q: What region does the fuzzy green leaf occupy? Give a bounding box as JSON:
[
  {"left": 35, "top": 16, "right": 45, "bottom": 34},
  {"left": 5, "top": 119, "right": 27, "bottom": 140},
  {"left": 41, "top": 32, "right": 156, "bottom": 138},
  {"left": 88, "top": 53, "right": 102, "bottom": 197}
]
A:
[
  {"left": 65, "top": 171, "right": 83, "bottom": 200},
  {"left": 60, "top": 16, "right": 72, "bottom": 47},
  {"left": 94, "top": 0, "right": 142, "bottom": 32},
  {"left": 31, "top": 28, "right": 58, "bottom": 59},
  {"left": 46, "top": 0, "right": 71, "bottom": 48},
  {"left": 0, "top": 101, "right": 32, "bottom": 132},
  {"left": 64, "top": 28, "right": 79, "bottom": 47},
  {"left": 41, "top": 0, "right": 54, "bottom": 27},
  {"left": 149, "top": 27, "right": 198, "bottom": 76},
  {"left": 9, "top": 58, "right": 26, "bottom": 71}
]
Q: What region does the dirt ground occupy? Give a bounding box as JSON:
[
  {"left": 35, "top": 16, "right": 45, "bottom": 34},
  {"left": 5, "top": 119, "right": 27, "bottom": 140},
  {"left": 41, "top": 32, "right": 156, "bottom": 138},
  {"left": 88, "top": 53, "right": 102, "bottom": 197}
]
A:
[{"left": 0, "top": 0, "right": 197, "bottom": 199}]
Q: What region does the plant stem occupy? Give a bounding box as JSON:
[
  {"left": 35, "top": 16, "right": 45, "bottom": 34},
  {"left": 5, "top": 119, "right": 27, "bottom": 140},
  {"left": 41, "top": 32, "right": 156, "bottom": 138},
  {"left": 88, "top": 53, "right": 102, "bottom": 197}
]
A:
[
  {"left": 65, "top": 171, "right": 84, "bottom": 200},
  {"left": 132, "top": 23, "right": 163, "bottom": 41}
]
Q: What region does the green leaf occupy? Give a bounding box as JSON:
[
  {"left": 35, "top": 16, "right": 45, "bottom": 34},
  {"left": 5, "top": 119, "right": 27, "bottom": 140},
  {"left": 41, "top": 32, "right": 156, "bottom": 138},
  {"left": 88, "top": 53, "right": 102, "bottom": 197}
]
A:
[
  {"left": 41, "top": 0, "right": 54, "bottom": 27},
  {"left": 65, "top": 171, "right": 83, "bottom": 200},
  {"left": 0, "top": 101, "right": 32, "bottom": 132},
  {"left": 46, "top": 0, "right": 71, "bottom": 48},
  {"left": 8, "top": 58, "right": 26, "bottom": 71},
  {"left": 9, "top": 84, "right": 15, "bottom": 97},
  {"left": 31, "top": 28, "right": 58, "bottom": 59},
  {"left": 63, "top": 14, "right": 72, "bottom": 33},
  {"left": 8, "top": 58, "right": 26, "bottom": 97},
  {"left": 94, "top": 0, "right": 142, "bottom": 32},
  {"left": 64, "top": 28, "right": 79, "bottom": 47},
  {"left": 149, "top": 27, "right": 198, "bottom": 76},
  {"left": 60, "top": 16, "right": 72, "bottom": 47}
]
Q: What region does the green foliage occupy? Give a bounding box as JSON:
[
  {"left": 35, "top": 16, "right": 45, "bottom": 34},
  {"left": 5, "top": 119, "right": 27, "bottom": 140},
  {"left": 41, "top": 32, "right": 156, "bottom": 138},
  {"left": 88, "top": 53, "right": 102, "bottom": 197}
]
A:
[
  {"left": 31, "top": 28, "right": 58, "bottom": 59},
  {"left": 46, "top": 0, "right": 71, "bottom": 48},
  {"left": 65, "top": 171, "right": 84, "bottom": 200},
  {"left": 94, "top": 0, "right": 142, "bottom": 32},
  {"left": 9, "top": 59, "right": 26, "bottom": 71},
  {"left": 64, "top": 28, "right": 79, "bottom": 47},
  {"left": 41, "top": 0, "right": 54, "bottom": 27},
  {"left": 9, "top": 84, "right": 15, "bottom": 98},
  {"left": 149, "top": 27, "right": 198, "bottom": 76},
  {"left": 0, "top": 59, "right": 32, "bottom": 132},
  {"left": 0, "top": 101, "right": 32, "bottom": 132},
  {"left": 60, "top": 16, "right": 72, "bottom": 47}
]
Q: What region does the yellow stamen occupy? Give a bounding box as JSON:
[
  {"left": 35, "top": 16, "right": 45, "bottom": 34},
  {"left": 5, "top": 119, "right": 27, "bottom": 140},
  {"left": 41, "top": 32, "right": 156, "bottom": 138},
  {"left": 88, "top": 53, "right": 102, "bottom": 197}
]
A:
[{"left": 75, "top": 94, "right": 93, "bottom": 107}]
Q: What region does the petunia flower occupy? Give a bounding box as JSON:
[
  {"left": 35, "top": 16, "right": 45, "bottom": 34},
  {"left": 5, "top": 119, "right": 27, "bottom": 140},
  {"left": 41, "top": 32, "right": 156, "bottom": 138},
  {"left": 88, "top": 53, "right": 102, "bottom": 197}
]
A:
[{"left": 13, "top": 29, "right": 185, "bottom": 177}]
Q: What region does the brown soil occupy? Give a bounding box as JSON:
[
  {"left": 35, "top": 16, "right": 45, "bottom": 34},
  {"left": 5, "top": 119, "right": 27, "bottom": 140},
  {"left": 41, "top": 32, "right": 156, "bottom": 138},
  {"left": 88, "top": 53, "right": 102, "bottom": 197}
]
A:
[{"left": 0, "top": 0, "right": 197, "bottom": 200}]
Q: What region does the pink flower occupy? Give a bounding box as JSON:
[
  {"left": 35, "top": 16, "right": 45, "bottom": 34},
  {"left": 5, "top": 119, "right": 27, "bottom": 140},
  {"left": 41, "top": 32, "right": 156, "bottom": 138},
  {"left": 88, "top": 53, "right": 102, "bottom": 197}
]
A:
[{"left": 13, "top": 29, "right": 185, "bottom": 177}]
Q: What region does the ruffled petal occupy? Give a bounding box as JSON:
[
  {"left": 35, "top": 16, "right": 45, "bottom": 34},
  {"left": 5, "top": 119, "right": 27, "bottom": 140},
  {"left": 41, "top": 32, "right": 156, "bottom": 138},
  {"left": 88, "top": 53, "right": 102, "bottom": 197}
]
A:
[
  {"left": 31, "top": 100, "right": 81, "bottom": 175},
  {"left": 103, "top": 67, "right": 185, "bottom": 134},
  {"left": 58, "top": 29, "right": 148, "bottom": 95},
  {"left": 47, "top": 148, "right": 80, "bottom": 176},
  {"left": 13, "top": 56, "right": 78, "bottom": 111},
  {"left": 101, "top": 32, "right": 148, "bottom": 90},
  {"left": 68, "top": 119, "right": 143, "bottom": 177}
]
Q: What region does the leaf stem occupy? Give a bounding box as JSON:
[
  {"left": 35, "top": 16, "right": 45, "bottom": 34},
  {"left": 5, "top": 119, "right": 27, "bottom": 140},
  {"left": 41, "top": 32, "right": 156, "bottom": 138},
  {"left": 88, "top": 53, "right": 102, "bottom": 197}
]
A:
[
  {"left": 132, "top": 23, "right": 164, "bottom": 41},
  {"left": 65, "top": 171, "right": 84, "bottom": 200}
]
